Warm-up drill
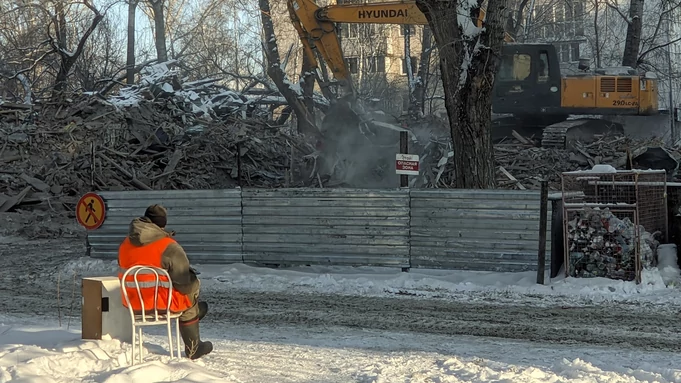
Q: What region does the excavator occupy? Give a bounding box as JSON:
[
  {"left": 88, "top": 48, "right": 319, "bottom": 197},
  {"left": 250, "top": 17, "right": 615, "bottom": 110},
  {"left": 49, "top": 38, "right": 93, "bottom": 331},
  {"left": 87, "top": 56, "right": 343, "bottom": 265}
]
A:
[{"left": 286, "top": 0, "right": 661, "bottom": 149}]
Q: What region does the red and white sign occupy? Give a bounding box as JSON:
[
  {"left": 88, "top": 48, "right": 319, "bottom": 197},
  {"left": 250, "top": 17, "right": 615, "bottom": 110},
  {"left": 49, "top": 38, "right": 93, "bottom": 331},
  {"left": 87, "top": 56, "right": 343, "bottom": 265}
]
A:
[{"left": 396, "top": 153, "right": 420, "bottom": 176}]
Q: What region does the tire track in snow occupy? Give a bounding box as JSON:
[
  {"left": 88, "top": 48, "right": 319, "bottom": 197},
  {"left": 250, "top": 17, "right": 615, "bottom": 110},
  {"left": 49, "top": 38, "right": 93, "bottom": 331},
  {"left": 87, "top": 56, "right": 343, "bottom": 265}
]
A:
[
  {"left": 203, "top": 290, "right": 681, "bottom": 352},
  {"left": 2, "top": 238, "right": 681, "bottom": 352}
]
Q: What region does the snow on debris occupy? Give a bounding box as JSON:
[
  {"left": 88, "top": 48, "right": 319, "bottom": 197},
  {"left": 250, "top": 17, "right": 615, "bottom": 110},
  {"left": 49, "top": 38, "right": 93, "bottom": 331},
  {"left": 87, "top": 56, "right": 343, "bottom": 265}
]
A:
[
  {"left": 107, "top": 61, "right": 258, "bottom": 120},
  {"left": 2, "top": 314, "right": 681, "bottom": 382}
]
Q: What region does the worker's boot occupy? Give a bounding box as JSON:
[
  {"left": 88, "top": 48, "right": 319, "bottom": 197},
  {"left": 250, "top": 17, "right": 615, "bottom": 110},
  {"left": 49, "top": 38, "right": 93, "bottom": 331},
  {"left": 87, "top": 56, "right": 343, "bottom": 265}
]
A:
[
  {"left": 179, "top": 318, "right": 213, "bottom": 360},
  {"left": 198, "top": 301, "right": 208, "bottom": 321}
]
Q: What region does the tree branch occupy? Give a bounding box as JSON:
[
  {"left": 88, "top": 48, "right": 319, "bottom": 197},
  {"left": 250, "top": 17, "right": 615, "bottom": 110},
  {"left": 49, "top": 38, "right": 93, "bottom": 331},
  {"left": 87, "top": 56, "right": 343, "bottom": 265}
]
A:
[
  {"left": 605, "top": 0, "right": 632, "bottom": 25},
  {"left": 638, "top": 36, "right": 681, "bottom": 62}
]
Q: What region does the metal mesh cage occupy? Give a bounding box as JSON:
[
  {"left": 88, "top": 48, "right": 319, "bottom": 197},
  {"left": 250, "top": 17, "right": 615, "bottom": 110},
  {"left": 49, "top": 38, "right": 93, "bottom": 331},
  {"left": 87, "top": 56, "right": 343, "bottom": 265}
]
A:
[{"left": 561, "top": 169, "right": 667, "bottom": 283}]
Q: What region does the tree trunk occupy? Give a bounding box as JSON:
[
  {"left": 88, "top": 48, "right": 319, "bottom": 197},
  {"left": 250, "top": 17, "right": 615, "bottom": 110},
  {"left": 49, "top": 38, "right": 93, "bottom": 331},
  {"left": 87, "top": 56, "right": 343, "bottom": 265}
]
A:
[
  {"left": 511, "top": 0, "right": 530, "bottom": 40},
  {"left": 259, "top": 0, "right": 319, "bottom": 139},
  {"left": 127, "top": 0, "right": 139, "bottom": 84},
  {"left": 404, "top": 25, "right": 417, "bottom": 119},
  {"left": 622, "top": 0, "right": 644, "bottom": 68},
  {"left": 52, "top": 1, "right": 104, "bottom": 95},
  {"left": 411, "top": 26, "right": 432, "bottom": 117},
  {"left": 415, "top": 0, "right": 507, "bottom": 189},
  {"left": 300, "top": 51, "right": 316, "bottom": 132},
  {"left": 149, "top": 0, "right": 168, "bottom": 62},
  {"left": 594, "top": 0, "right": 601, "bottom": 68}
]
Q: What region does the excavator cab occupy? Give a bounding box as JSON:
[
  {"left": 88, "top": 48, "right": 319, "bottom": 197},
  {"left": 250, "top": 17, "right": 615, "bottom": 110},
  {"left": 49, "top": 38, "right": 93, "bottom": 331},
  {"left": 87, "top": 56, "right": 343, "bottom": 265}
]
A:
[{"left": 493, "top": 44, "right": 567, "bottom": 125}]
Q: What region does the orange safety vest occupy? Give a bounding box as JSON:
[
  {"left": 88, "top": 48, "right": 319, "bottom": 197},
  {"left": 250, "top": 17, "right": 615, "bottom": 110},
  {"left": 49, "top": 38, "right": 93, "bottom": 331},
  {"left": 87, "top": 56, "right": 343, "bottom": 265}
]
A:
[{"left": 117, "top": 236, "right": 192, "bottom": 313}]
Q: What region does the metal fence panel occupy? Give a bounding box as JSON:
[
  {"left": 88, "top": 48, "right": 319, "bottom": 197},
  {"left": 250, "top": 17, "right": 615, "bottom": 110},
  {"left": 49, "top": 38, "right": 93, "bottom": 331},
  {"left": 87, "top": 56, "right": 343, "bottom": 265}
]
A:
[
  {"left": 242, "top": 188, "right": 410, "bottom": 267},
  {"left": 410, "top": 189, "right": 552, "bottom": 272},
  {"left": 87, "top": 189, "right": 242, "bottom": 263}
]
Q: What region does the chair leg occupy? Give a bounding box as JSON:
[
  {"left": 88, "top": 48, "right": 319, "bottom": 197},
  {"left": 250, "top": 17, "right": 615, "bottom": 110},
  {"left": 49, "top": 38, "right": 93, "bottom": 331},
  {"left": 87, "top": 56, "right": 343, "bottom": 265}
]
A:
[
  {"left": 175, "top": 318, "right": 181, "bottom": 358},
  {"left": 167, "top": 320, "right": 174, "bottom": 359},
  {"left": 138, "top": 327, "right": 143, "bottom": 364},
  {"left": 131, "top": 324, "right": 136, "bottom": 366}
]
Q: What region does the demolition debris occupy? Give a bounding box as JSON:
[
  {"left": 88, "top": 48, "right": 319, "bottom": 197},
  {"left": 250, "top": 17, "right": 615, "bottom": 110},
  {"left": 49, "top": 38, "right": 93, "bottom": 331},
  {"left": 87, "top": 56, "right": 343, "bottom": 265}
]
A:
[
  {"left": 0, "top": 62, "right": 322, "bottom": 213},
  {"left": 412, "top": 126, "right": 675, "bottom": 190},
  {"left": 0, "top": 61, "right": 678, "bottom": 215}
]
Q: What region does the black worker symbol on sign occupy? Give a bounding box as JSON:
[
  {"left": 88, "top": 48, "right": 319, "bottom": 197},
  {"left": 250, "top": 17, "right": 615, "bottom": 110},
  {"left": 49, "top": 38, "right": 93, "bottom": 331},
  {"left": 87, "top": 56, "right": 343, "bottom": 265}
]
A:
[{"left": 85, "top": 199, "right": 98, "bottom": 224}]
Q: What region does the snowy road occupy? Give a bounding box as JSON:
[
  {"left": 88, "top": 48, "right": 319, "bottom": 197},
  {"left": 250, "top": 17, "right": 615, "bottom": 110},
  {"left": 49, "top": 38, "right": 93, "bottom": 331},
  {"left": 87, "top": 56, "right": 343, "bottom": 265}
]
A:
[
  {"left": 4, "top": 230, "right": 681, "bottom": 381},
  {"left": 3, "top": 235, "right": 681, "bottom": 355},
  {"left": 200, "top": 289, "right": 681, "bottom": 352}
]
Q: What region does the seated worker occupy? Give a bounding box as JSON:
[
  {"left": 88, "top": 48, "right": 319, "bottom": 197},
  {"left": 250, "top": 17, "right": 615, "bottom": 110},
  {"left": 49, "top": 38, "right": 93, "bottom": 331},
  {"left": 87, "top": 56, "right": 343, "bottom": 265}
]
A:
[{"left": 118, "top": 204, "right": 213, "bottom": 360}]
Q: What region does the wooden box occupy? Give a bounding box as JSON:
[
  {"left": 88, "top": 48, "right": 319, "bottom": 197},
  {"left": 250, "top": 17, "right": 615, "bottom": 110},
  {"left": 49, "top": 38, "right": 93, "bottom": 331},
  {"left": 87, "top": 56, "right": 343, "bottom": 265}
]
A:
[{"left": 81, "top": 276, "right": 132, "bottom": 343}]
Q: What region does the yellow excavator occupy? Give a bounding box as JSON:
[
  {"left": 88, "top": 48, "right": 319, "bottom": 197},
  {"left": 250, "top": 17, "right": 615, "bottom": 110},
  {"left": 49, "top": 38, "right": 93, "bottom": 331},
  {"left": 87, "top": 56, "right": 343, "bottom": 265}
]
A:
[{"left": 287, "top": 0, "right": 660, "bottom": 148}]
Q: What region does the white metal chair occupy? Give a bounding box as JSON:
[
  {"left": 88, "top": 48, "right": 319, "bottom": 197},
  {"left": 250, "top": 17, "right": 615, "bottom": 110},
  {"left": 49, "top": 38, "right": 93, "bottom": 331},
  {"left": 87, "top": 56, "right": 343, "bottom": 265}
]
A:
[{"left": 120, "top": 265, "right": 183, "bottom": 365}]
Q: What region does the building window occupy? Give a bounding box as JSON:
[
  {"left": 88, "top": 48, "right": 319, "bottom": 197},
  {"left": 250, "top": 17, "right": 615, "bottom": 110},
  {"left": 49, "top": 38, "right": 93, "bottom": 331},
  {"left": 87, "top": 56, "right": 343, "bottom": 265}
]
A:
[
  {"left": 531, "top": 0, "right": 585, "bottom": 40},
  {"left": 402, "top": 56, "right": 418, "bottom": 74},
  {"left": 340, "top": 24, "right": 375, "bottom": 39},
  {"left": 571, "top": 42, "right": 580, "bottom": 61},
  {"left": 341, "top": 24, "right": 358, "bottom": 39},
  {"left": 556, "top": 43, "right": 581, "bottom": 63},
  {"left": 365, "top": 56, "right": 386, "bottom": 73},
  {"left": 400, "top": 25, "right": 416, "bottom": 35},
  {"left": 346, "top": 57, "right": 359, "bottom": 74}
]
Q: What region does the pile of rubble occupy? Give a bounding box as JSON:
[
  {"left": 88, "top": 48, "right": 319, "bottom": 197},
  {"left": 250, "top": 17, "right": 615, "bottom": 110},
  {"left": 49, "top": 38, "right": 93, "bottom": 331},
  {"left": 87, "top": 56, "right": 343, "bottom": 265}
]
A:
[
  {"left": 0, "top": 63, "right": 320, "bottom": 213},
  {"left": 1, "top": 59, "right": 678, "bottom": 216},
  {"left": 413, "top": 125, "right": 674, "bottom": 190}
]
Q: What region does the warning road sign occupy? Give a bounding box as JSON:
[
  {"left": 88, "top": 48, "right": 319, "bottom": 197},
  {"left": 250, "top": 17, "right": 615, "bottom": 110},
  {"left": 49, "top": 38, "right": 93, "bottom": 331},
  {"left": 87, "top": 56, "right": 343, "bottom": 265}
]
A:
[
  {"left": 76, "top": 192, "right": 106, "bottom": 230},
  {"left": 395, "top": 153, "right": 419, "bottom": 176}
]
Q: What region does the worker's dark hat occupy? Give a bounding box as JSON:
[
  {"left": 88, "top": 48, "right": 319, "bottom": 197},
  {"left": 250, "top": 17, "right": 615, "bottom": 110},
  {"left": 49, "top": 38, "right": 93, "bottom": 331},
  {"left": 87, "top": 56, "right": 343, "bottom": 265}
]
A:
[{"left": 144, "top": 204, "right": 167, "bottom": 228}]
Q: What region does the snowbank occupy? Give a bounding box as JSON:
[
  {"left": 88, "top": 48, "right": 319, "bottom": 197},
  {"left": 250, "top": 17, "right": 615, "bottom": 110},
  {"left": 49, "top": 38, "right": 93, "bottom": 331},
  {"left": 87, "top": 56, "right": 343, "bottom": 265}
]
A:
[
  {"left": 1, "top": 314, "right": 681, "bottom": 383},
  {"left": 0, "top": 316, "right": 226, "bottom": 382},
  {"left": 60, "top": 257, "right": 681, "bottom": 306}
]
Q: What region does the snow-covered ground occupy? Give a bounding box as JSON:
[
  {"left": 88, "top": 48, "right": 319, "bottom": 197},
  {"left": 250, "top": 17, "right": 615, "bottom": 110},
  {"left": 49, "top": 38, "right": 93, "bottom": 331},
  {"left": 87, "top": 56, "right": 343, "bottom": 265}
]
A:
[
  {"left": 70, "top": 254, "right": 681, "bottom": 307},
  {"left": 3, "top": 313, "right": 681, "bottom": 382},
  {"left": 3, "top": 232, "right": 681, "bottom": 382}
]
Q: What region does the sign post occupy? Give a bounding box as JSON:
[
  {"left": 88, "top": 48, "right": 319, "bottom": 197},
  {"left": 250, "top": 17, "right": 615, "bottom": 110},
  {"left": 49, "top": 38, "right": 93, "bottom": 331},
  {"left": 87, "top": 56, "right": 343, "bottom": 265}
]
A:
[{"left": 76, "top": 192, "right": 106, "bottom": 230}]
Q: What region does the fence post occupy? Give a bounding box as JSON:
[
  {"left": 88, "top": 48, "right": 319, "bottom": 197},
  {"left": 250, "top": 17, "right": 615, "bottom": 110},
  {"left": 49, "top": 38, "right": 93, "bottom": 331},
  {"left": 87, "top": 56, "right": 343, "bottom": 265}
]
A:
[
  {"left": 537, "top": 180, "right": 549, "bottom": 284},
  {"left": 400, "top": 131, "right": 408, "bottom": 187}
]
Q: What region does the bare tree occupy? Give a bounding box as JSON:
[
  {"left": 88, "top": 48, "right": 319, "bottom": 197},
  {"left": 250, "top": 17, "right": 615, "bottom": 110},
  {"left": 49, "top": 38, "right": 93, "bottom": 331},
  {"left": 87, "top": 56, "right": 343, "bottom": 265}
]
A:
[
  {"left": 73, "top": 17, "right": 124, "bottom": 91},
  {"left": 49, "top": 0, "right": 104, "bottom": 95},
  {"left": 411, "top": 26, "right": 433, "bottom": 117},
  {"left": 609, "top": 0, "right": 644, "bottom": 67},
  {"left": 144, "top": 0, "right": 168, "bottom": 62},
  {"left": 127, "top": 0, "right": 139, "bottom": 84},
  {"left": 259, "top": 0, "right": 318, "bottom": 137},
  {"left": 414, "top": 0, "right": 508, "bottom": 189}
]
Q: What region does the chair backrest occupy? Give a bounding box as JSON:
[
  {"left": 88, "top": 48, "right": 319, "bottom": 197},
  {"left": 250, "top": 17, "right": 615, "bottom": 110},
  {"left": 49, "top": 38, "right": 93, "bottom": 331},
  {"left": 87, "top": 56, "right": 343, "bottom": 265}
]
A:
[{"left": 120, "top": 265, "right": 175, "bottom": 322}]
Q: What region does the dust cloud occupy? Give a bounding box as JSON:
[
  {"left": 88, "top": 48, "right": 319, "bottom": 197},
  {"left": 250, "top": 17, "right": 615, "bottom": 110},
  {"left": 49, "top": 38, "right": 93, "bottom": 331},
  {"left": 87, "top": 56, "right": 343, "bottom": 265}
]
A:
[{"left": 318, "top": 103, "right": 403, "bottom": 189}]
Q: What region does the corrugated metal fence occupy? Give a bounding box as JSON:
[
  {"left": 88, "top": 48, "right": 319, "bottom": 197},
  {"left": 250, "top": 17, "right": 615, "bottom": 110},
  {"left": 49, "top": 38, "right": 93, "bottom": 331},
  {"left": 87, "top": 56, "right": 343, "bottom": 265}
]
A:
[
  {"left": 411, "top": 190, "right": 552, "bottom": 272},
  {"left": 242, "top": 189, "right": 410, "bottom": 267},
  {"left": 88, "top": 189, "right": 242, "bottom": 263},
  {"left": 88, "top": 188, "right": 551, "bottom": 272}
]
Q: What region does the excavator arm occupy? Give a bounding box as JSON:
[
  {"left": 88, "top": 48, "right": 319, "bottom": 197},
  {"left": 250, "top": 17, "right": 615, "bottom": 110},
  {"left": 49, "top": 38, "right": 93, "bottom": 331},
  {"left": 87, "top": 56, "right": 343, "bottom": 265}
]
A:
[{"left": 286, "top": 0, "right": 514, "bottom": 99}]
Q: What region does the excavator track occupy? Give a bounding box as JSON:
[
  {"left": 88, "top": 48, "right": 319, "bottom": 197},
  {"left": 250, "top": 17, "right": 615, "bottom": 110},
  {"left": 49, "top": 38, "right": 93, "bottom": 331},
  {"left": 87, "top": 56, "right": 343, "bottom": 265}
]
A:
[
  {"left": 540, "top": 122, "right": 581, "bottom": 148},
  {"left": 540, "top": 119, "right": 626, "bottom": 149}
]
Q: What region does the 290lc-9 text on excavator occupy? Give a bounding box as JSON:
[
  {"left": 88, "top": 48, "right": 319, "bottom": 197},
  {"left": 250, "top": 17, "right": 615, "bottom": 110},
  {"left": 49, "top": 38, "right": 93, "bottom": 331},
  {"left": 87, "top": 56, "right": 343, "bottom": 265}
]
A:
[{"left": 287, "top": 0, "right": 660, "bottom": 149}]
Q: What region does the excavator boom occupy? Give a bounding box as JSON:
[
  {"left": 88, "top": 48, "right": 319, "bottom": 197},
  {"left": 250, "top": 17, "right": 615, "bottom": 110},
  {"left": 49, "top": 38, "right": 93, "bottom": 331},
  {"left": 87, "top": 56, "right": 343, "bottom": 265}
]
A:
[
  {"left": 317, "top": 2, "right": 428, "bottom": 24},
  {"left": 287, "top": 0, "right": 513, "bottom": 99}
]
